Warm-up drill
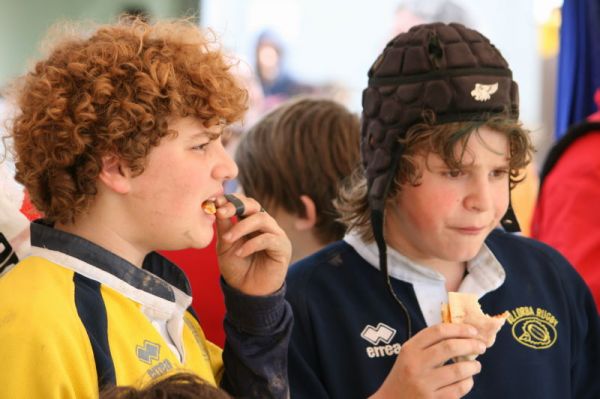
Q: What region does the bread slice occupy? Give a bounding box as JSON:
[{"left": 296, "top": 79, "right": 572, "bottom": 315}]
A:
[{"left": 441, "top": 292, "right": 508, "bottom": 361}]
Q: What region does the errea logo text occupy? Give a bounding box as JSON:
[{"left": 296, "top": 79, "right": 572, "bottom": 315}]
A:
[{"left": 361, "top": 323, "right": 401, "bottom": 358}]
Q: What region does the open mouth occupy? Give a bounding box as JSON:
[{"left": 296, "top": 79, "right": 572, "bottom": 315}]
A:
[{"left": 201, "top": 200, "right": 217, "bottom": 215}]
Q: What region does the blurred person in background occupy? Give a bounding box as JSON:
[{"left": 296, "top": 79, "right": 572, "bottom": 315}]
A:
[
  {"left": 0, "top": 159, "right": 30, "bottom": 275},
  {"left": 391, "top": 0, "right": 471, "bottom": 36},
  {"left": 236, "top": 97, "right": 360, "bottom": 262},
  {"left": 0, "top": 97, "right": 30, "bottom": 275},
  {"left": 532, "top": 88, "right": 600, "bottom": 311},
  {"left": 254, "top": 30, "right": 313, "bottom": 109}
]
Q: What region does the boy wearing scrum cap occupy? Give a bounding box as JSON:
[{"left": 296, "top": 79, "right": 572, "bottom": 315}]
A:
[
  {"left": 0, "top": 18, "right": 292, "bottom": 398},
  {"left": 286, "top": 23, "right": 600, "bottom": 398}
]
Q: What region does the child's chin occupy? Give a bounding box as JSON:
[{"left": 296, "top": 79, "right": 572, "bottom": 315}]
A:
[
  {"left": 451, "top": 246, "right": 484, "bottom": 262},
  {"left": 190, "top": 235, "right": 214, "bottom": 250},
  {"left": 170, "top": 230, "right": 214, "bottom": 251}
]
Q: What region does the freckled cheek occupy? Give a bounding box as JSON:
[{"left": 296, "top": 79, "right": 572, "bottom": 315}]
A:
[{"left": 429, "top": 190, "right": 462, "bottom": 211}]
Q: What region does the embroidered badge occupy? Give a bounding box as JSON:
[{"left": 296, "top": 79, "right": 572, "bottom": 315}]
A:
[
  {"left": 470, "top": 83, "right": 498, "bottom": 102},
  {"left": 136, "top": 340, "right": 160, "bottom": 364},
  {"left": 506, "top": 306, "right": 558, "bottom": 349}
]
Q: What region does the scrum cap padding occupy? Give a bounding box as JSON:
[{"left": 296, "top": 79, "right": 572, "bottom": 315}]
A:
[{"left": 361, "top": 23, "right": 519, "bottom": 210}]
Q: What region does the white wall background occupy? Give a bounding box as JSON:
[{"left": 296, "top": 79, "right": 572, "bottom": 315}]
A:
[{"left": 201, "top": 0, "right": 541, "bottom": 130}]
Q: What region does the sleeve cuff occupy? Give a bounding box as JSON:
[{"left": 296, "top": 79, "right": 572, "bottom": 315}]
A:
[{"left": 221, "top": 278, "right": 287, "bottom": 335}]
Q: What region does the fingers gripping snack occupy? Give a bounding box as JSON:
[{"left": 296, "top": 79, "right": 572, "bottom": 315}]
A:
[
  {"left": 201, "top": 195, "right": 247, "bottom": 217},
  {"left": 442, "top": 292, "right": 509, "bottom": 361}
]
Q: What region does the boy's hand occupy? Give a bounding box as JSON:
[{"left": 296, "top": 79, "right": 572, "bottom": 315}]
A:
[
  {"left": 214, "top": 194, "right": 291, "bottom": 296},
  {"left": 369, "top": 323, "right": 486, "bottom": 399}
]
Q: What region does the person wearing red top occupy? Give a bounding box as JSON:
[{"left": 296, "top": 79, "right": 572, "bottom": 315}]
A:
[{"left": 531, "top": 88, "right": 600, "bottom": 311}]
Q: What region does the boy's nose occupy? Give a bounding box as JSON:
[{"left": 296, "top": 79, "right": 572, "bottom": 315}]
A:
[
  {"left": 213, "top": 144, "right": 239, "bottom": 182},
  {"left": 464, "top": 178, "right": 493, "bottom": 212}
]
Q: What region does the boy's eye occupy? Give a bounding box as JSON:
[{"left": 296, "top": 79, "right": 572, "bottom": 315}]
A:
[
  {"left": 444, "top": 169, "right": 463, "bottom": 178},
  {"left": 193, "top": 142, "right": 210, "bottom": 151},
  {"left": 491, "top": 169, "right": 509, "bottom": 178}
]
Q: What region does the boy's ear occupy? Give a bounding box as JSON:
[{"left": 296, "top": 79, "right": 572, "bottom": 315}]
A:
[
  {"left": 294, "top": 195, "right": 317, "bottom": 231},
  {"left": 98, "top": 155, "right": 131, "bottom": 194}
]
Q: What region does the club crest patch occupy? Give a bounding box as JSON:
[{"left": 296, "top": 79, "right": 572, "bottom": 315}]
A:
[{"left": 506, "top": 306, "right": 558, "bottom": 349}]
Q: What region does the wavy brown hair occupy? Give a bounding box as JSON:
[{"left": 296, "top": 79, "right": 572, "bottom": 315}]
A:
[
  {"left": 100, "top": 372, "right": 231, "bottom": 399},
  {"left": 236, "top": 97, "right": 360, "bottom": 244},
  {"left": 7, "top": 18, "right": 247, "bottom": 224},
  {"left": 336, "top": 115, "right": 534, "bottom": 242}
]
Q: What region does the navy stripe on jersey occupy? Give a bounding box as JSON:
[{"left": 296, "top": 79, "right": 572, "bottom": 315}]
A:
[
  {"left": 74, "top": 273, "right": 116, "bottom": 388},
  {"left": 0, "top": 233, "right": 19, "bottom": 273}
]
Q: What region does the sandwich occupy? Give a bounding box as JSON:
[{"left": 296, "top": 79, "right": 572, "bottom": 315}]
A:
[{"left": 441, "top": 292, "right": 509, "bottom": 361}]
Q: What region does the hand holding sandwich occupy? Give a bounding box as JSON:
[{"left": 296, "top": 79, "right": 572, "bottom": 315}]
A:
[
  {"left": 370, "top": 323, "right": 486, "bottom": 399},
  {"left": 371, "top": 293, "right": 508, "bottom": 398}
]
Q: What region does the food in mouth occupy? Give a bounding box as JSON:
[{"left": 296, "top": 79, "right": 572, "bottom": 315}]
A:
[
  {"left": 201, "top": 200, "right": 217, "bottom": 215},
  {"left": 441, "top": 292, "right": 509, "bottom": 361}
]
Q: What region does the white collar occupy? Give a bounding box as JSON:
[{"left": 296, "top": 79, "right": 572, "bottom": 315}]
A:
[
  {"left": 29, "top": 246, "right": 192, "bottom": 319},
  {"left": 344, "top": 231, "right": 505, "bottom": 326},
  {"left": 29, "top": 246, "right": 191, "bottom": 362}
]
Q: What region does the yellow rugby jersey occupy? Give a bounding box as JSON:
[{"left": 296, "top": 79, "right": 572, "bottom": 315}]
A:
[{"left": 0, "top": 225, "right": 223, "bottom": 398}]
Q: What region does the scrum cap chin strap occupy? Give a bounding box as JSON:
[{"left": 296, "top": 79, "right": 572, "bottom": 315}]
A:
[{"left": 371, "top": 208, "right": 413, "bottom": 339}]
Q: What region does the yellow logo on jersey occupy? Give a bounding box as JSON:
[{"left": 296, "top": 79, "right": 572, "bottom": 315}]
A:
[{"left": 506, "top": 306, "right": 558, "bottom": 349}]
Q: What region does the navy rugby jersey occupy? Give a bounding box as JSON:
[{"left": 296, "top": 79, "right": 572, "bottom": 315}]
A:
[{"left": 286, "top": 229, "right": 600, "bottom": 398}]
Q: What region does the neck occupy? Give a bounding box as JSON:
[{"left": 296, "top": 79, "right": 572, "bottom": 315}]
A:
[
  {"left": 443, "top": 262, "right": 467, "bottom": 292},
  {"left": 290, "top": 232, "right": 326, "bottom": 263},
  {"left": 55, "top": 204, "right": 148, "bottom": 268}
]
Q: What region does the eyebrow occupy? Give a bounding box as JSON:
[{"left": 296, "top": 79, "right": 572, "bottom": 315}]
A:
[{"left": 188, "top": 130, "right": 222, "bottom": 141}]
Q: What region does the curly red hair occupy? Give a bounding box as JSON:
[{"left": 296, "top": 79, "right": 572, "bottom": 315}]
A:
[{"left": 8, "top": 18, "right": 248, "bottom": 223}]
